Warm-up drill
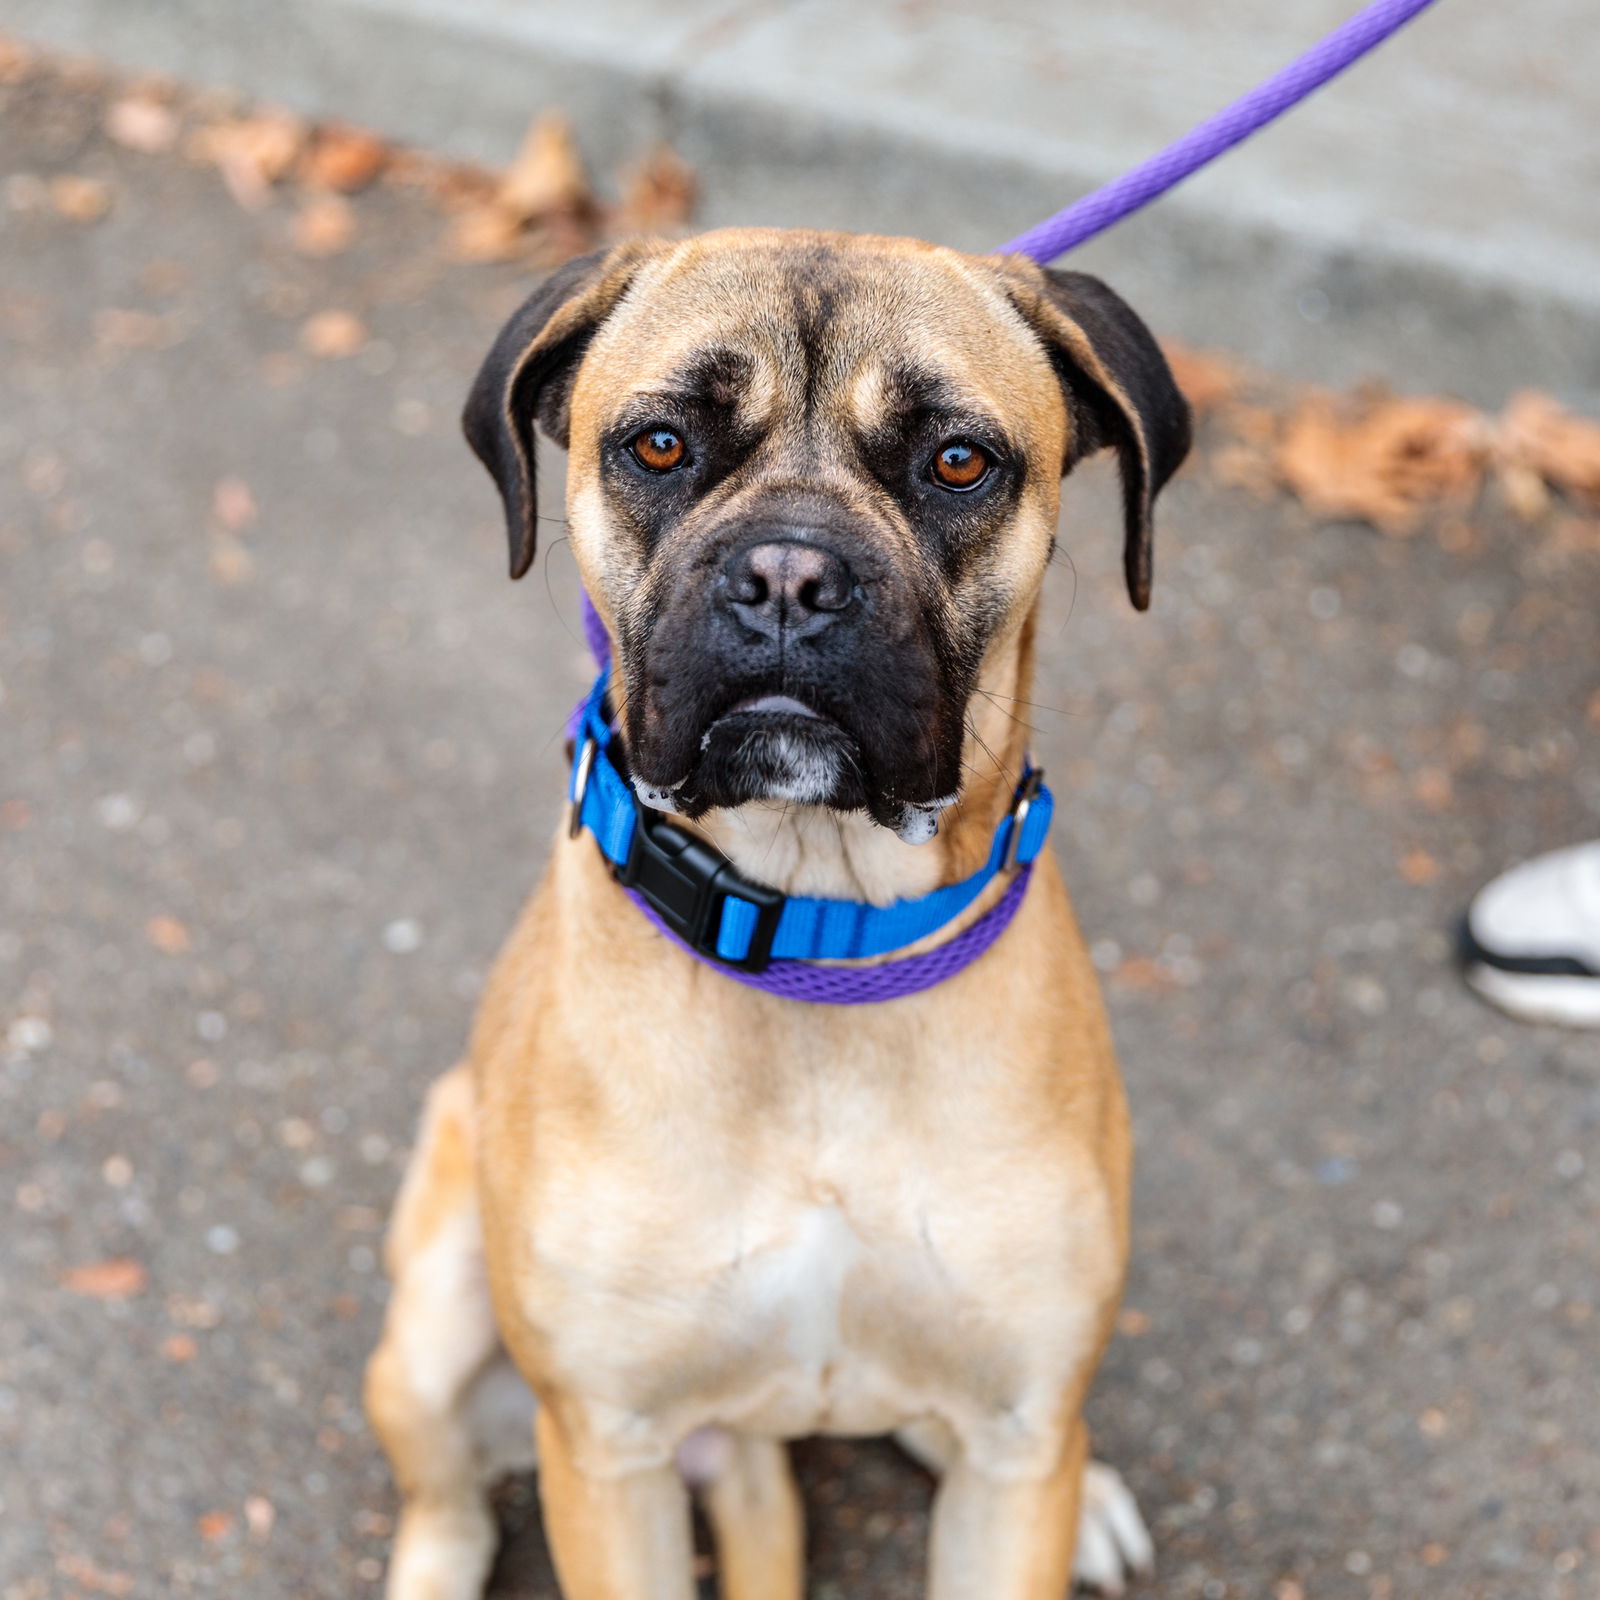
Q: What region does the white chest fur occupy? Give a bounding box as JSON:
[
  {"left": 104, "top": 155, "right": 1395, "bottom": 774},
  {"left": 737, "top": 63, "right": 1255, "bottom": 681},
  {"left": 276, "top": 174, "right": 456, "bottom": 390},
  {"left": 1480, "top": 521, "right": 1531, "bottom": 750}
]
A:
[{"left": 740, "top": 1203, "right": 865, "bottom": 1373}]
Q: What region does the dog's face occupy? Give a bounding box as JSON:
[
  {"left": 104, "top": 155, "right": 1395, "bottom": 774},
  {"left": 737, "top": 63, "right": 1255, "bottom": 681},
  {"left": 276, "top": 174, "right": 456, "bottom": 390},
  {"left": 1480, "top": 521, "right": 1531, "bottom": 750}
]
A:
[{"left": 465, "top": 230, "right": 1188, "bottom": 838}]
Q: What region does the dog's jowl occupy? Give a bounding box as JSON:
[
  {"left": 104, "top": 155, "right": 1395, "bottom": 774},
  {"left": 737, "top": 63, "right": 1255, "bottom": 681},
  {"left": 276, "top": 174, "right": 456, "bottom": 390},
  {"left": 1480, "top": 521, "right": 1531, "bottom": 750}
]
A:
[{"left": 366, "top": 229, "right": 1189, "bottom": 1600}]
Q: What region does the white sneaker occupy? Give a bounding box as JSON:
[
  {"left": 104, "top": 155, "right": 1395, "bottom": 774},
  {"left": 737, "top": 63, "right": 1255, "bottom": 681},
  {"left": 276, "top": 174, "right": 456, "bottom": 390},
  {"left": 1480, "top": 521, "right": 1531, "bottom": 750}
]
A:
[{"left": 1461, "top": 841, "right": 1600, "bottom": 1028}]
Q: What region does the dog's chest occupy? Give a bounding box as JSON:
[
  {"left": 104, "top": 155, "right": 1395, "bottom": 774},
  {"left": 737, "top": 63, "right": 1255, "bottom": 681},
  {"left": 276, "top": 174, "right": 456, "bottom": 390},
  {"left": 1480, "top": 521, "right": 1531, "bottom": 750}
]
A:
[
  {"left": 701, "top": 1193, "right": 949, "bottom": 1435},
  {"left": 739, "top": 1201, "right": 865, "bottom": 1373}
]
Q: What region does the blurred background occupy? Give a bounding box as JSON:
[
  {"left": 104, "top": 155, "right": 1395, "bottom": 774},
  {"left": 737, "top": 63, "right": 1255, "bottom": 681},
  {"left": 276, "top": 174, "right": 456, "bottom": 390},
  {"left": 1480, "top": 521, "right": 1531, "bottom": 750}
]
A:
[{"left": 1, "top": 2, "right": 1597, "bottom": 1597}]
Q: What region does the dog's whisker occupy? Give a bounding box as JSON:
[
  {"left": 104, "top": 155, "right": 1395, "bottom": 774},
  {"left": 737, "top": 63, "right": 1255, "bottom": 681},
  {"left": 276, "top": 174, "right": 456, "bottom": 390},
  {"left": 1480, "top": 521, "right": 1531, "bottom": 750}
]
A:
[{"left": 962, "top": 716, "right": 1018, "bottom": 787}]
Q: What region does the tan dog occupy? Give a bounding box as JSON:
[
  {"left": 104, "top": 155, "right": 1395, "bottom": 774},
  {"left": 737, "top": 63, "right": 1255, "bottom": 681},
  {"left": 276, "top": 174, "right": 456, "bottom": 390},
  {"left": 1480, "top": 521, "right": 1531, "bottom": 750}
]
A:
[{"left": 365, "top": 228, "right": 1190, "bottom": 1599}]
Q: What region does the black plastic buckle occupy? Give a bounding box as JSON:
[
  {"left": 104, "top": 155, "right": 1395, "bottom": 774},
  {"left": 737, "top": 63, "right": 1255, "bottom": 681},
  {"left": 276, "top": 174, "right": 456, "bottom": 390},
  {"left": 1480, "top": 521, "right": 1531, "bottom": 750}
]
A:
[{"left": 616, "top": 801, "right": 787, "bottom": 973}]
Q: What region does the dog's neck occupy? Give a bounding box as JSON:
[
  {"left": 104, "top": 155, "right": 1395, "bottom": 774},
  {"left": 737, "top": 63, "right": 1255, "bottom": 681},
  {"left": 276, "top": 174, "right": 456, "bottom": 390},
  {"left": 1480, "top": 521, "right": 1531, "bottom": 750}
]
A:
[{"left": 691, "top": 615, "right": 1036, "bottom": 906}]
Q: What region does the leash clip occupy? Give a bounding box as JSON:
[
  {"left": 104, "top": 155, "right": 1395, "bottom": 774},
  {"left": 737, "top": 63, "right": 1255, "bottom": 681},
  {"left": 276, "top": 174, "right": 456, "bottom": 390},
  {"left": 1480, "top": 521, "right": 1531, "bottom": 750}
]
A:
[
  {"left": 616, "top": 801, "right": 787, "bottom": 973},
  {"left": 568, "top": 737, "right": 597, "bottom": 838},
  {"left": 1000, "top": 768, "right": 1045, "bottom": 873}
]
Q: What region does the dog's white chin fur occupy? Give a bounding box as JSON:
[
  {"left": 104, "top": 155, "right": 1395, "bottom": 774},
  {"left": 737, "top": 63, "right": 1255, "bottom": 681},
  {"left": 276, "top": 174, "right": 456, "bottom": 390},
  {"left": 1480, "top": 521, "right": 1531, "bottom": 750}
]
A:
[
  {"left": 631, "top": 775, "right": 682, "bottom": 815},
  {"left": 759, "top": 730, "right": 845, "bottom": 805},
  {"left": 890, "top": 795, "right": 958, "bottom": 846}
]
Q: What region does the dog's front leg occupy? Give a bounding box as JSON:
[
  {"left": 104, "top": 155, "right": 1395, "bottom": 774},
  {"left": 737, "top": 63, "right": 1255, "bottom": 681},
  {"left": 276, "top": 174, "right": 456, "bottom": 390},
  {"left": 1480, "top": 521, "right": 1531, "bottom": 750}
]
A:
[
  {"left": 533, "top": 1403, "right": 696, "bottom": 1600},
  {"left": 699, "top": 1434, "right": 804, "bottom": 1600},
  {"left": 926, "top": 1418, "right": 1088, "bottom": 1600}
]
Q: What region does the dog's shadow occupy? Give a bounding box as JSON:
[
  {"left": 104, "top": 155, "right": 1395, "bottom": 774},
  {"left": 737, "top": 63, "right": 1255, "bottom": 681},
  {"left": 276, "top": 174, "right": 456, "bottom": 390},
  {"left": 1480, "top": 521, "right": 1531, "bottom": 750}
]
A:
[{"left": 487, "top": 1437, "right": 935, "bottom": 1598}]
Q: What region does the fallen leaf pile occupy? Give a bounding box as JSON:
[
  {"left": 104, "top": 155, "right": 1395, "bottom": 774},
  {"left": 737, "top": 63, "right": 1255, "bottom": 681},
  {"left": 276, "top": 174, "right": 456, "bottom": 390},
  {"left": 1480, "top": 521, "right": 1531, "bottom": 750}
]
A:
[
  {"left": 440, "top": 113, "right": 695, "bottom": 264},
  {"left": 1275, "top": 390, "right": 1484, "bottom": 534},
  {"left": 445, "top": 110, "right": 595, "bottom": 264},
  {"left": 186, "top": 107, "right": 305, "bottom": 210},
  {"left": 1, "top": 36, "right": 697, "bottom": 268},
  {"left": 1168, "top": 344, "right": 1600, "bottom": 539}
]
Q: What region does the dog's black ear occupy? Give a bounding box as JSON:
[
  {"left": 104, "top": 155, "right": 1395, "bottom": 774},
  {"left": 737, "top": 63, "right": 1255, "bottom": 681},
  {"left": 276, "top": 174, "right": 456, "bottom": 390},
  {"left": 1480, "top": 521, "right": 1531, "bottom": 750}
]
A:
[
  {"left": 1006, "top": 264, "right": 1192, "bottom": 611},
  {"left": 463, "top": 239, "right": 659, "bottom": 579}
]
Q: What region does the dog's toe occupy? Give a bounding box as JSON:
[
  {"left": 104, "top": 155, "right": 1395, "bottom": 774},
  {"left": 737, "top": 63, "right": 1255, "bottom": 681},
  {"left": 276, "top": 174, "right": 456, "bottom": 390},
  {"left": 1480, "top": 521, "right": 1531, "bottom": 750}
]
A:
[{"left": 1073, "top": 1460, "right": 1153, "bottom": 1594}]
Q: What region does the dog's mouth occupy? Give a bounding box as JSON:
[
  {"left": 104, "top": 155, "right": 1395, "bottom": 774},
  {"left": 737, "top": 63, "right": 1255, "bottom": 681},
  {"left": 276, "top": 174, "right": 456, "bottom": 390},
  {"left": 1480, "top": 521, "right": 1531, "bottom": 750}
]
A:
[
  {"left": 686, "top": 692, "right": 865, "bottom": 814},
  {"left": 629, "top": 690, "right": 954, "bottom": 844},
  {"left": 723, "top": 693, "right": 824, "bottom": 720}
]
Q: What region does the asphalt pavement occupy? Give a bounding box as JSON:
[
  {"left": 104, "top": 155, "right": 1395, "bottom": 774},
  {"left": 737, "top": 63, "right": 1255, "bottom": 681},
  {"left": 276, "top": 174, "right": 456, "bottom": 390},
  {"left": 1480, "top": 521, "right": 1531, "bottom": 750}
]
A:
[{"left": 2, "top": 60, "right": 1598, "bottom": 1600}]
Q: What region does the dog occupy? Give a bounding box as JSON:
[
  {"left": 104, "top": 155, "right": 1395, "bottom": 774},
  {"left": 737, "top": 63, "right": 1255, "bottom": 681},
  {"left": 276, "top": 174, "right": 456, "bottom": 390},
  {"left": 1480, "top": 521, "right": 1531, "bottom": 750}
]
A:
[{"left": 364, "top": 227, "right": 1190, "bottom": 1599}]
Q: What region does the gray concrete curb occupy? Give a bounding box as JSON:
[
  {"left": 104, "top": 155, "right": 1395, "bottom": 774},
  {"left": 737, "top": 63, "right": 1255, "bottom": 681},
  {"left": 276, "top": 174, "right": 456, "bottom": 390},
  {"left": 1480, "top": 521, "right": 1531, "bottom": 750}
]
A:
[{"left": 9, "top": 0, "right": 1599, "bottom": 410}]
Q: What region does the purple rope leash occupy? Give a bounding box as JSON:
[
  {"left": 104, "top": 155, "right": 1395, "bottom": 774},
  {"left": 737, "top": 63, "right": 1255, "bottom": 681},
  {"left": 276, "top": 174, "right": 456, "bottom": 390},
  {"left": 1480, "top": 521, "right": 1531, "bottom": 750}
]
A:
[
  {"left": 571, "top": 0, "right": 1442, "bottom": 999},
  {"left": 999, "top": 0, "right": 1442, "bottom": 262}
]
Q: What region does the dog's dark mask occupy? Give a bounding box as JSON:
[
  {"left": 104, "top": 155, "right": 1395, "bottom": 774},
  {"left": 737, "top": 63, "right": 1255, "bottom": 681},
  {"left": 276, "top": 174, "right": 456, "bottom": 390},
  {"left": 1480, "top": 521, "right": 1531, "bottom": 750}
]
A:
[{"left": 464, "top": 232, "right": 1189, "bottom": 835}]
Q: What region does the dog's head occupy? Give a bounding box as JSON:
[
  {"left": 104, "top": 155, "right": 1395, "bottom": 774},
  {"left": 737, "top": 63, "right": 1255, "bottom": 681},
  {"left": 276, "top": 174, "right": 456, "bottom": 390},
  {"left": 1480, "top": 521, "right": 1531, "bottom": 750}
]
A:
[{"left": 465, "top": 229, "right": 1188, "bottom": 838}]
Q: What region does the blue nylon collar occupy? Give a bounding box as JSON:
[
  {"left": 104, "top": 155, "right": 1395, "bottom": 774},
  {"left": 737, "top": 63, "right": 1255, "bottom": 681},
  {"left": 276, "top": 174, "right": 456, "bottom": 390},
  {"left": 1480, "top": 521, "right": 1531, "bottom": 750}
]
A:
[{"left": 568, "top": 671, "right": 1054, "bottom": 968}]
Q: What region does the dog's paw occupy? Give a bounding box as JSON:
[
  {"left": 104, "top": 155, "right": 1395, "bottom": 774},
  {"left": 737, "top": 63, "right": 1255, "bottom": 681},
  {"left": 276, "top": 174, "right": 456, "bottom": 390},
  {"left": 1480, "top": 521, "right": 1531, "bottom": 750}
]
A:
[{"left": 1074, "top": 1460, "right": 1154, "bottom": 1595}]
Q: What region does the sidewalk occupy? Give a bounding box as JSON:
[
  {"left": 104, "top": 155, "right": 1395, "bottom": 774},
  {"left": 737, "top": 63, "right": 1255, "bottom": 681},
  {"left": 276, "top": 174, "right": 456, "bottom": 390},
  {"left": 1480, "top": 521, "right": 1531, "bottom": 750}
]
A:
[
  {"left": 2, "top": 53, "right": 1598, "bottom": 1600},
  {"left": 6, "top": 0, "right": 1600, "bottom": 411}
]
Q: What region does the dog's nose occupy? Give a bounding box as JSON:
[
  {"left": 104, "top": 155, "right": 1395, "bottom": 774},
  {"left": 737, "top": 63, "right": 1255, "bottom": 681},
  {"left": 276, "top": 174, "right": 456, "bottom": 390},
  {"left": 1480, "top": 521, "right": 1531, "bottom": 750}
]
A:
[{"left": 721, "top": 541, "right": 856, "bottom": 638}]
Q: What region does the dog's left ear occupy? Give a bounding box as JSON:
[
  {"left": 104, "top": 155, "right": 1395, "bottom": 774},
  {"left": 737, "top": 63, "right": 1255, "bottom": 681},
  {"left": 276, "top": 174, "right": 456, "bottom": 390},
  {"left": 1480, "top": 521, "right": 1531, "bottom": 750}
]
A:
[
  {"left": 463, "top": 238, "right": 661, "bottom": 579},
  {"left": 1004, "top": 263, "right": 1192, "bottom": 611}
]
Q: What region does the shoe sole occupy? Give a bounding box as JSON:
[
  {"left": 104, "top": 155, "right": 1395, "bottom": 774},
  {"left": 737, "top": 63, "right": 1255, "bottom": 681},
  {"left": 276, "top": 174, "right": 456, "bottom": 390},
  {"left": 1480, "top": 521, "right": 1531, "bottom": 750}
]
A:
[{"left": 1464, "top": 962, "right": 1600, "bottom": 1029}]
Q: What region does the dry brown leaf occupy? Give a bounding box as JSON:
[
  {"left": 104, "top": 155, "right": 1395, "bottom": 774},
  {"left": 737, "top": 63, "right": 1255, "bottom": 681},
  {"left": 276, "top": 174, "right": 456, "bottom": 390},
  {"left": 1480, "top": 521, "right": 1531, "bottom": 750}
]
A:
[
  {"left": 444, "top": 204, "right": 526, "bottom": 264},
  {"left": 300, "top": 309, "right": 367, "bottom": 359},
  {"left": 1494, "top": 459, "right": 1551, "bottom": 522},
  {"left": 496, "top": 111, "right": 593, "bottom": 226},
  {"left": 190, "top": 110, "right": 305, "bottom": 209},
  {"left": 209, "top": 533, "right": 255, "bottom": 586},
  {"left": 526, "top": 211, "right": 602, "bottom": 269},
  {"left": 0, "top": 33, "right": 36, "bottom": 84},
  {"left": 63, "top": 1258, "right": 147, "bottom": 1300},
  {"left": 145, "top": 914, "right": 191, "bottom": 953},
  {"left": 213, "top": 476, "right": 258, "bottom": 531},
  {"left": 55, "top": 1554, "right": 134, "bottom": 1596},
  {"left": 105, "top": 94, "right": 180, "bottom": 154},
  {"left": 1276, "top": 390, "right": 1484, "bottom": 534},
  {"left": 167, "top": 1292, "right": 222, "bottom": 1327},
  {"left": 1410, "top": 767, "right": 1454, "bottom": 812},
  {"left": 410, "top": 158, "right": 498, "bottom": 213},
  {"left": 50, "top": 174, "right": 112, "bottom": 223},
  {"left": 162, "top": 1333, "right": 198, "bottom": 1362},
  {"left": 0, "top": 34, "right": 33, "bottom": 83},
  {"left": 1111, "top": 956, "right": 1178, "bottom": 992},
  {"left": 1495, "top": 389, "right": 1600, "bottom": 506},
  {"left": 290, "top": 193, "right": 356, "bottom": 257},
  {"left": 1210, "top": 441, "right": 1278, "bottom": 498},
  {"left": 613, "top": 143, "right": 697, "bottom": 235},
  {"left": 1398, "top": 848, "right": 1440, "bottom": 886},
  {"left": 1162, "top": 341, "right": 1242, "bottom": 414},
  {"left": 300, "top": 123, "right": 389, "bottom": 192},
  {"left": 93, "top": 309, "right": 174, "bottom": 349}
]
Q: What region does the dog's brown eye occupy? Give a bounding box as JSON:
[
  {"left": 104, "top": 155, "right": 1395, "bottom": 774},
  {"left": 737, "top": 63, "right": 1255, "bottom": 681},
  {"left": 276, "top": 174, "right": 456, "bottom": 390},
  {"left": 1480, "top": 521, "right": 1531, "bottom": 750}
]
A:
[
  {"left": 632, "top": 428, "right": 687, "bottom": 472},
  {"left": 930, "top": 440, "right": 990, "bottom": 491}
]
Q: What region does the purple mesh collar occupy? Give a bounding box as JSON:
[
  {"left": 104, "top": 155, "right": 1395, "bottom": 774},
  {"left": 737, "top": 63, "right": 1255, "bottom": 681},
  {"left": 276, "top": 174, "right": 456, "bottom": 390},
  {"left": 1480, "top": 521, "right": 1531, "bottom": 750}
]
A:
[{"left": 627, "top": 866, "right": 1033, "bottom": 1005}]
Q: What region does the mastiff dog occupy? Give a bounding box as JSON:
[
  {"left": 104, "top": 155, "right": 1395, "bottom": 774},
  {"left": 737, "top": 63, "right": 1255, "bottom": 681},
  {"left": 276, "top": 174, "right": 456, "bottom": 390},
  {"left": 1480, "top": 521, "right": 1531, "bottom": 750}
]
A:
[{"left": 365, "top": 228, "right": 1190, "bottom": 1599}]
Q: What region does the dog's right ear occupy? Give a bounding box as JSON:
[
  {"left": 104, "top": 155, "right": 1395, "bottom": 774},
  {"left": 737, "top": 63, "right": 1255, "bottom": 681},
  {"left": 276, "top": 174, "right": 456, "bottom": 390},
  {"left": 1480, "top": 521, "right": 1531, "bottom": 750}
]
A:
[{"left": 463, "top": 240, "right": 659, "bottom": 579}]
